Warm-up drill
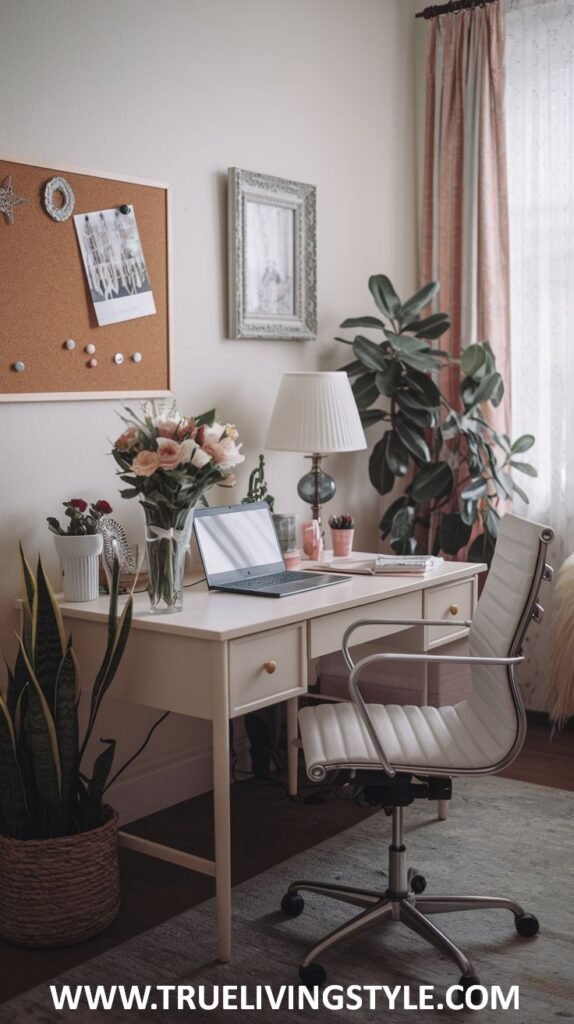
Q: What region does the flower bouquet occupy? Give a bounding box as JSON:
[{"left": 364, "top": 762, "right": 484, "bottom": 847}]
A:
[{"left": 111, "top": 402, "right": 244, "bottom": 612}]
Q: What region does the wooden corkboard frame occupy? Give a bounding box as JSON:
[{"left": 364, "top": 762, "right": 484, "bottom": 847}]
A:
[{"left": 0, "top": 156, "right": 172, "bottom": 402}]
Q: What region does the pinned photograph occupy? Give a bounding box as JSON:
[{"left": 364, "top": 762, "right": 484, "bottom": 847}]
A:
[{"left": 74, "top": 206, "right": 156, "bottom": 326}]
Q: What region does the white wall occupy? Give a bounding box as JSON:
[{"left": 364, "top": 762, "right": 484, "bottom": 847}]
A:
[{"left": 0, "top": 0, "right": 418, "bottom": 820}]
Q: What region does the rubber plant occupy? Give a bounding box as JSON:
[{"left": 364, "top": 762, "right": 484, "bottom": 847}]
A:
[
  {"left": 0, "top": 550, "right": 132, "bottom": 840},
  {"left": 338, "top": 275, "right": 537, "bottom": 564}
]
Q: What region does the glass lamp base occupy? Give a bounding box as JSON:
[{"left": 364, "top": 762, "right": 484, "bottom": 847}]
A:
[{"left": 297, "top": 459, "right": 336, "bottom": 521}]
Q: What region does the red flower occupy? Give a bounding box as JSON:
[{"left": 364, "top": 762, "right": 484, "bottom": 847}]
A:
[
  {"left": 95, "top": 499, "right": 113, "bottom": 514},
  {"left": 69, "top": 498, "right": 88, "bottom": 512}
]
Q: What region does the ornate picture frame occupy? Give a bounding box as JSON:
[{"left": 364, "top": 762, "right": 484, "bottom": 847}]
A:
[{"left": 228, "top": 168, "right": 317, "bottom": 340}]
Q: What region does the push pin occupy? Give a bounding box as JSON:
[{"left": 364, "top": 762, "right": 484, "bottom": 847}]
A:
[
  {"left": 119, "top": 204, "right": 130, "bottom": 215},
  {"left": 87, "top": 357, "right": 98, "bottom": 368},
  {"left": 64, "top": 338, "right": 76, "bottom": 351},
  {"left": 13, "top": 360, "right": 25, "bottom": 373},
  {"left": 85, "top": 343, "right": 96, "bottom": 355},
  {"left": 113, "top": 353, "right": 124, "bottom": 365},
  {"left": 132, "top": 352, "right": 142, "bottom": 363}
]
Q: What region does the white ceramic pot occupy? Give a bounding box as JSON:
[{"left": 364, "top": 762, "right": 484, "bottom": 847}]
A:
[{"left": 53, "top": 533, "right": 103, "bottom": 602}]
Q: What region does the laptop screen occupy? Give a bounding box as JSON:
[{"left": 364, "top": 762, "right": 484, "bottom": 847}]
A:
[{"left": 194, "top": 505, "right": 284, "bottom": 580}]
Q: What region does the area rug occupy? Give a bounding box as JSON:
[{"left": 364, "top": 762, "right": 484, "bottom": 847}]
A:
[{"left": 2, "top": 776, "right": 573, "bottom": 1023}]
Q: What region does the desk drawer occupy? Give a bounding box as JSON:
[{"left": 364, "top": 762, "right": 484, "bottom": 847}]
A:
[
  {"left": 309, "top": 591, "right": 422, "bottom": 659},
  {"left": 424, "top": 579, "right": 474, "bottom": 647},
  {"left": 229, "top": 624, "right": 305, "bottom": 715}
]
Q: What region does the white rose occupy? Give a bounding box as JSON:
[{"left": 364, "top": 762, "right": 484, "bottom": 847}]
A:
[
  {"left": 180, "top": 439, "right": 198, "bottom": 464},
  {"left": 191, "top": 447, "right": 212, "bottom": 469},
  {"left": 201, "top": 422, "right": 225, "bottom": 445}
]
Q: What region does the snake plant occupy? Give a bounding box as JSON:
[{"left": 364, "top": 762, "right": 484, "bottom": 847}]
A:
[{"left": 0, "top": 549, "right": 132, "bottom": 840}]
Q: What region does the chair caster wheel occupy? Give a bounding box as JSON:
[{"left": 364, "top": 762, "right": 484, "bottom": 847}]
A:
[
  {"left": 408, "top": 868, "right": 427, "bottom": 894},
  {"left": 299, "top": 961, "right": 326, "bottom": 987},
  {"left": 515, "top": 912, "right": 539, "bottom": 937},
  {"left": 453, "top": 976, "right": 482, "bottom": 1006},
  {"left": 281, "top": 892, "right": 304, "bottom": 917}
]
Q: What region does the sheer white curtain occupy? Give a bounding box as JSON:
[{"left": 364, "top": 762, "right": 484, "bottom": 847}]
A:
[{"left": 504, "top": 0, "right": 574, "bottom": 562}]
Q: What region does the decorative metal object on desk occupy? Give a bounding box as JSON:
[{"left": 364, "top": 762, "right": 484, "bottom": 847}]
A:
[
  {"left": 47, "top": 497, "right": 113, "bottom": 602},
  {"left": 329, "top": 513, "right": 355, "bottom": 557},
  {"left": 111, "top": 400, "right": 244, "bottom": 614}
]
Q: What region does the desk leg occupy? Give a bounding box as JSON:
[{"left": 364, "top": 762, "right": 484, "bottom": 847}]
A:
[
  {"left": 212, "top": 652, "right": 231, "bottom": 963},
  {"left": 287, "top": 697, "right": 299, "bottom": 797}
]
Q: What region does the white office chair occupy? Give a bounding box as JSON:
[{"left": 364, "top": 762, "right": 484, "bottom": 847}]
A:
[{"left": 281, "top": 514, "right": 553, "bottom": 998}]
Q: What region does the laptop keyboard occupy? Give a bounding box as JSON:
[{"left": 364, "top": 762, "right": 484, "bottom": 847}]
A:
[{"left": 226, "top": 570, "right": 313, "bottom": 591}]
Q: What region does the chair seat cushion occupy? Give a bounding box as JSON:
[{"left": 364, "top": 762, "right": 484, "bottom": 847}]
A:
[{"left": 298, "top": 698, "right": 517, "bottom": 778}]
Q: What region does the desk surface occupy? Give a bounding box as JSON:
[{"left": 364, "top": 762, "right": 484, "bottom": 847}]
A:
[{"left": 56, "top": 561, "right": 485, "bottom": 642}]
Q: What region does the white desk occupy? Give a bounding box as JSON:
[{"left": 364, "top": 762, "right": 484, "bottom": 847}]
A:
[{"left": 56, "top": 561, "right": 483, "bottom": 961}]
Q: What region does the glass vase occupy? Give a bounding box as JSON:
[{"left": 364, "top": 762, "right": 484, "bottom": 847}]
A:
[{"left": 143, "top": 504, "right": 196, "bottom": 614}]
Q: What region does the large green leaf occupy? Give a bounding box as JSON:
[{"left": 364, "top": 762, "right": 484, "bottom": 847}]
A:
[
  {"left": 395, "top": 393, "right": 434, "bottom": 428},
  {"left": 19, "top": 544, "right": 36, "bottom": 614},
  {"left": 353, "top": 336, "right": 388, "bottom": 372},
  {"left": 384, "top": 332, "right": 430, "bottom": 355},
  {"left": 369, "top": 275, "right": 402, "bottom": 319},
  {"left": 399, "top": 282, "right": 440, "bottom": 323},
  {"left": 339, "top": 316, "right": 385, "bottom": 332},
  {"left": 394, "top": 420, "right": 431, "bottom": 463},
  {"left": 380, "top": 497, "right": 409, "bottom": 538},
  {"left": 385, "top": 431, "right": 409, "bottom": 477},
  {"left": 409, "top": 462, "right": 453, "bottom": 504},
  {"left": 467, "top": 371, "right": 504, "bottom": 409},
  {"left": 88, "top": 739, "right": 116, "bottom": 807},
  {"left": 369, "top": 434, "right": 395, "bottom": 496},
  {"left": 460, "top": 478, "right": 488, "bottom": 500},
  {"left": 510, "top": 461, "right": 538, "bottom": 477},
  {"left": 485, "top": 507, "right": 500, "bottom": 539},
  {"left": 408, "top": 313, "right": 450, "bottom": 339},
  {"left": 461, "top": 344, "right": 486, "bottom": 377},
  {"left": 82, "top": 596, "right": 133, "bottom": 758},
  {"left": 460, "top": 499, "right": 479, "bottom": 526},
  {"left": 391, "top": 506, "right": 417, "bottom": 555},
  {"left": 339, "top": 358, "right": 365, "bottom": 377},
  {"left": 359, "top": 409, "right": 387, "bottom": 428},
  {"left": 439, "top": 513, "right": 472, "bottom": 555},
  {"left": 375, "top": 361, "right": 402, "bottom": 397},
  {"left": 0, "top": 693, "right": 29, "bottom": 838},
  {"left": 406, "top": 368, "right": 442, "bottom": 407},
  {"left": 352, "top": 372, "right": 379, "bottom": 409},
  {"left": 510, "top": 434, "right": 535, "bottom": 454},
  {"left": 398, "top": 349, "right": 445, "bottom": 373}
]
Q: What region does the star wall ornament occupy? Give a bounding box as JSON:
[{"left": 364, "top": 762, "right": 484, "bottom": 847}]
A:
[{"left": 0, "top": 175, "right": 26, "bottom": 224}]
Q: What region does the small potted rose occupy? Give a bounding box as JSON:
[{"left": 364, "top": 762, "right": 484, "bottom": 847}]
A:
[
  {"left": 329, "top": 514, "right": 355, "bottom": 557},
  {"left": 47, "top": 498, "right": 113, "bottom": 602}
]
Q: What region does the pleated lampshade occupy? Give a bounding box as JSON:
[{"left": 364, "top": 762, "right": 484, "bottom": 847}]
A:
[{"left": 266, "top": 372, "right": 367, "bottom": 454}]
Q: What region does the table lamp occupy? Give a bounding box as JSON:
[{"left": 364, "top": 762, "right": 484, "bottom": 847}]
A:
[{"left": 265, "top": 371, "right": 367, "bottom": 524}]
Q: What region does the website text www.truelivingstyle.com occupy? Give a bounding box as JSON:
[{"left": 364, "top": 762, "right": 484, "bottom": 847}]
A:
[{"left": 50, "top": 982, "right": 520, "bottom": 1013}]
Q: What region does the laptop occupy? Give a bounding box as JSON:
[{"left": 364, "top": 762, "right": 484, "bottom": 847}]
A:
[{"left": 193, "top": 503, "right": 351, "bottom": 597}]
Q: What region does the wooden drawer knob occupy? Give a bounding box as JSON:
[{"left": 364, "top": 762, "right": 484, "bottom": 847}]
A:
[
  {"left": 264, "top": 660, "right": 277, "bottom": 674},
  {"left": 449, "top": 604, "right": 459, "bottom": 616}
]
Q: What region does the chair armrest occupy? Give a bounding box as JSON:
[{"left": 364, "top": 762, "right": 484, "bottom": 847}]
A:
[
  {"left": 345, "top": 652, "right": 523, "bottom": 780},
  {"left": 342, "top": 617, "right": 472, "bottom": 670}
]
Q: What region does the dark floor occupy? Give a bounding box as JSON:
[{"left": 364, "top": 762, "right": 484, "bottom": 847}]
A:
[{"left": 0, "top": 715, "right": 572, "bottom": 1004}]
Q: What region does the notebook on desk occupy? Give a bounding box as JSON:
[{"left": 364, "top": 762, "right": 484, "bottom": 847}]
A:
[{"left": 193, "top": 503, "right": 351, "bottom": 597}]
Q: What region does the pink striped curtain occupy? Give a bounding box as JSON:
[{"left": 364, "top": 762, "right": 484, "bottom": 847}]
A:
[{"left": 422, "top": 3, "right": 511, "bottom": 438}]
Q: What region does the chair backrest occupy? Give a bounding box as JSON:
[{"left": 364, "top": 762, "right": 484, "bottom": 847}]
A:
[{"left": 465, "top": 513, "right": 553, "bottom": 768}]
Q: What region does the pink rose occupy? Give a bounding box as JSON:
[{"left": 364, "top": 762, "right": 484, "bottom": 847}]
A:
[
  {"left": 132, "top": 450, "right": 160, "bottom": 477},
  {"left": 176, "top": 418, "right": 195, "bottom": 440},
  {"left": 115, "top": 425, "right": 141, "bottom": 451},
  {"left": 179, "top": 438, "right": 198, "bottom": 464},
  {"left": 203, "top": 437, "right": 245, "bottom": 469},
  {"left": 201, "top": 422, "right": 225, "bottom": 446},
  {"left": 156, "top": 437, "right": 183, "bottom": 470}
]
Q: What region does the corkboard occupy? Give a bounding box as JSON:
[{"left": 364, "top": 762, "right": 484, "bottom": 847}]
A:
[{"left": 0, "top": 158, "right": 171, "bottom": 401}]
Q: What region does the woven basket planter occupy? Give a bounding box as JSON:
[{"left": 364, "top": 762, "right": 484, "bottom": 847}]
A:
[{"left": 0, "top": 805, "right": 120, "bottom": 948}]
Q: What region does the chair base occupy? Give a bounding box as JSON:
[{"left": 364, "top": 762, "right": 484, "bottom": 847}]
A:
[{"left": 281, "top": 807, "right": 538, "bottom": 986}]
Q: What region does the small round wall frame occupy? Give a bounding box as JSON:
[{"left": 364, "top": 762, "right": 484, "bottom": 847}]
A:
[{"left": 44, "top": 176, "right": 75, "bottom": 222}]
